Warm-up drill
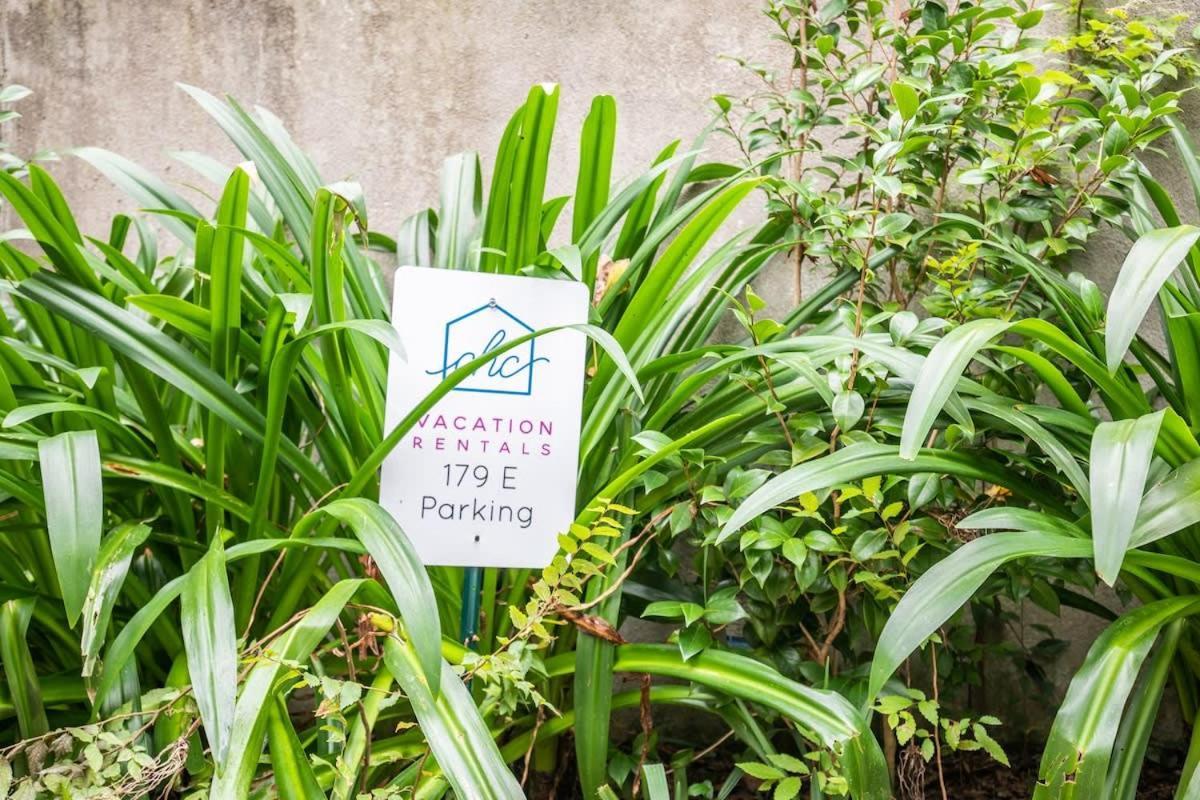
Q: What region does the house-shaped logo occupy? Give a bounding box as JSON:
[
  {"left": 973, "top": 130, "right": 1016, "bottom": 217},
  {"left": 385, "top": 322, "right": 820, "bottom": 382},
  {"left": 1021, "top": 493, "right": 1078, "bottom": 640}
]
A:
[{"left": 425, "top": 301, "right": 548, "bottom": 396}]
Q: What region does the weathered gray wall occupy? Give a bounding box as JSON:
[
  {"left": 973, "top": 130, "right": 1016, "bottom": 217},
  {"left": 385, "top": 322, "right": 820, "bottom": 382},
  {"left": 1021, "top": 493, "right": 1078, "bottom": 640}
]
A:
[
  {"left": 1, "top": 0, "right": 773, "bottom": 249},
  {"left": 9, "top": 1, "right": 1198, "bottom": 302}
]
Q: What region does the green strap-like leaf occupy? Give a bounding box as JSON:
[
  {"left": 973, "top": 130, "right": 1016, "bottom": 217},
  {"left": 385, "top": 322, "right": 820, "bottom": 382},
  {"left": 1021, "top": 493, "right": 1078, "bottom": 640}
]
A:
[
  {"left": 267, "top": 695, "right": 327, "bottom": 800},
  {"left": 0, "top": 597, "right": 48, "bottom": 738},
  {"left": 958, "top": 507, "right": 1085, "bottom": 539},
  {"left": 206, "top": 169, "right": 251, "bottom": 538},
  {"left": 250, "top": 319, "right": 406, "bottom": 538},
  {"left": 1132, "top": 456, "right": 1200, "bottom": 548},
  {"left": 435, "top": 152, "right": 482, "bottom": 269},
  {"left": 73, "top": 147, "right": 202, "bottom": 245},
  {"left": 80, "top": 521, "right": 151, "bottom": 679},
  {"left": 553, "top": 645, "right": 890, "bottom": 800},
  {"left": 315, "top": 499, "right": 442, "bottom": 697},
  {"left": 383, "top": 636, "right": 525, "bottom": 800},
  {"left": 398, "top": 208, "right": 436, "bottom": 268},
  {"left": 575, "top": 95, "right": 616, "bottom": 288},
  {"left": 868, "top": 531, "right": 1092, "bottom": 702},
  {"left": 505, "top": 83, "right": 559, "bottom": 273},
  {"left": 718, "top": 442, "right": 1061, "bottom": 544},
  {"left": 181, "top": 539, "right": 238, "bottom": 765},
  {"left": 331, "top": 669, "right": 395, "bottom": 800},
  {"left": 0, "top": 171, "right": 102, "bottom": 291},
  {"left": 213, "top": 579, "right": 365, "bottom": 800},
  {"left": 965, "top": 396, "right": 1090, "bottom": 499},
  {"left": 1105, "top": 226, "right": 1200, "bottom": 374},
  {"left": 92, "top": 538, "right": 368, "bottom": 711},
  {"left": 1090, "top": 410, "right": 1164, "bottom": 585},
  {"left": 16, "top": 270, "right": 329, "bottom": 495},
  {"left": 1035, "top": 597, "right": 1200, "bottom": 799},
  {"left": 38, "top": 430, "right": 103, "bottom": 626},
  {"left": 1105, "top": 619, "right": 1183, "bottom": 800},
  {"left": 641, "top": 764, "right": 670, "bottom": 800},
  {"left": 899, "top": 318, "right": 1010, "bottom": 460}
]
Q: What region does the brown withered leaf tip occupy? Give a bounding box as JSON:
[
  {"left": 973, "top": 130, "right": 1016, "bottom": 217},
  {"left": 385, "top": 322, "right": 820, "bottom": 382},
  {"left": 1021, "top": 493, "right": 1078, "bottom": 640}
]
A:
[
  {"left": 556, "top": 604, "right": 627, "bottom": 644},
  {"left": 353, "top": 613, "right": 383, "bottom": 658},
  {"left": 358, "top": 554, "right": 380, "bottom": 581},
  {"left": 928, "top": 506, "right": 978, "bottom": 543},
  {"left": 1026, "top": 166, "right": 1059, "bottom": 186},
  {"left": 593, "top": 258, "right": 629, "bottom": 305}
]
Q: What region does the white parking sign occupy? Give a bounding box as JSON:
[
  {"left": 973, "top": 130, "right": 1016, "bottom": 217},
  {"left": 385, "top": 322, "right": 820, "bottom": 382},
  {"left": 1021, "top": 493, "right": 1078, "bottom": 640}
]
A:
[{"left": 379, "top": 267, "right": 589, "bottom": 567}]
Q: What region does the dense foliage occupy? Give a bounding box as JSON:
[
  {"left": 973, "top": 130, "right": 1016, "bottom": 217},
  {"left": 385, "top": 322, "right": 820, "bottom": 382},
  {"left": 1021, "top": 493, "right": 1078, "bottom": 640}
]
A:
[{"left": 1, "top": 1, "right": 1200, "bottom": 799}]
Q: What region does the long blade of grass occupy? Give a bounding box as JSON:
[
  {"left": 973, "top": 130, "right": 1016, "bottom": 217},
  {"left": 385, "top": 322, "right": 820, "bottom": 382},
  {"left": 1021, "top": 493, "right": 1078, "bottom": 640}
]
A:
[
  {"left": 899, "top": 318, "right": 1010, "bottom": 460},
  {"left": 382, "top": 636, "right": 524, "bottom": 800},
  {"left": 1105, "top": 619, "right": 1183, "bottom": 800},
  {"left": 213, "top": 579, "right": 364, "bottom": 800},
  {"left": 80, "top": 521, "right": 151, "bottom": 680},
  {"left": 170, "top": 149, "right": 277, "bottom": 234},
  {"left": 610, "top": 178, "right": 762, "bottom": 354},
  {"left": 1165, "top": 310, "right": 1200, "bottom": 429},
  {"left": 479, "top": 103, "right": 524, "bottom": 273},
  {"left": 717, "top": 442, "right": 1062, "bottom": 544},
  {"left": 0, "top": 597, "right": 48, "bottom": 738},
  {"left": 1034, "top": 598, "right": 1200, "bottom": 799},
  {"left": 1105, "top": 226, "right": 1200, "bottom": 373},
  {"left": 91, "top": 538, "right": 370, "bottom": 710},
  {"left": 868, "top": 531, "right": 1093, "bottom": 702},
  {"left": 566, "top": 645, "right": 890, "bottom": 800},
  {"left": 1132, "top": 457, "right": 1200, "bottom": 547},
  {"left": 206, "top": 168, "right": 250, "bottom": 539},
  {"left": 267, "top": 695, "right": 327, "bottom": 800},
  {"left": 504, "top": 83, "right": 559, "bottom": 273},
  {"left": 38, "top": 429, "right": 103, "bottom": 626},
  {"left": 72, "top": 147, "right": 201, "bottom": 245},
  {"left": 435, "top": 152, "right": 482, "bottom": 269},
  {"left": 181, "top": 539, "right": 238, "bottom": 765},
  {"left": 965, "top": 396, "right": 1090, "bottom": 499},
  {"left": 398, "top": 209, "right": 436, "bottom": 268},
  {"left": 0, "top": 171, "right": 100, "bottom": 291},
  {"left": 1090, "top": 411, "right": 1163, "bottom": 585},
  {"left": 314, "top": 499, "right": 441, "bottom": 696},
  {"left": 612, "top": 140, "right": 680, "bottom": 260},
  {"left": 574, "top": 95, "right": 616, "bottom": 288},
  {"left": 16, "top": 270, "right": 328, "bottom": 495},
  {"left": 331, "top": 669, "right": 395, "bottom": 800},
  {"left": 642, "top": 764, "right": 670, "bottom": 800},
  {"left": 178, "top": 84, "right": 313, "bottom": 261}
]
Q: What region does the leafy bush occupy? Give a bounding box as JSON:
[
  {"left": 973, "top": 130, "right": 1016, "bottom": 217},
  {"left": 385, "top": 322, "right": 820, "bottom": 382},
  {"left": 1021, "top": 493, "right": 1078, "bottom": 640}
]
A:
[
  {"left": 3, "top": 0, "right": 1200, "bottom": 798},
  {"left": 0, "top": 83, "right": 892, "bottom": 798},
  {"left": 716, "top": 0, "right": 1192, "bottom": 318},
  {"left": 621, "top": 0, "right": 1194, "bottom": 775},
  {"left": 723, "top": 119, "right": 1200, "bottom": 800},
  {"left": 635, "top": 0, "right": 1200, "bottom": 794}
]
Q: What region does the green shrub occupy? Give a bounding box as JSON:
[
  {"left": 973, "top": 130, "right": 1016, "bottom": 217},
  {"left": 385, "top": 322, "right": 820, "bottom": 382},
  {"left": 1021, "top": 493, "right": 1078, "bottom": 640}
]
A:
[
  {"left": 715, "top": 0, "right": 1191, "bottom": 317},
  {"left": 721, "top": 107, "right": 1200, "bottom": 800},
  {"left": 0, "top": 84, "right": 890, "bottom": 798}
]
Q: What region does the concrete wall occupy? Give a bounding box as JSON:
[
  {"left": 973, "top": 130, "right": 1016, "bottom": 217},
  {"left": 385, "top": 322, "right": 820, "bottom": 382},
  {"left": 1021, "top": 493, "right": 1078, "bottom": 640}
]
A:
[
  {"left": 1, "top": 0, "right": 772, "bottom": 247},
  {"left": 9, "top": 0, "right": 1199, "bottom": 300}
]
